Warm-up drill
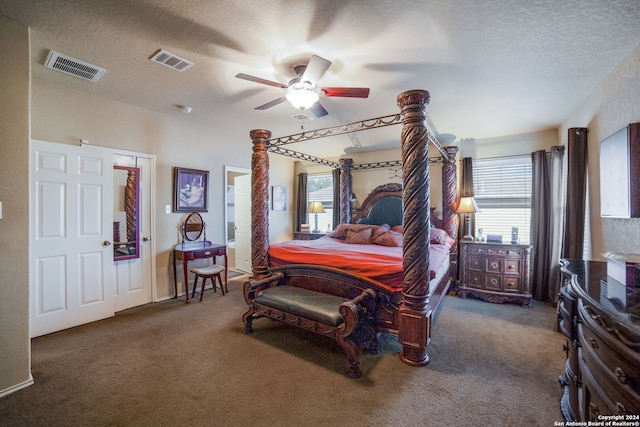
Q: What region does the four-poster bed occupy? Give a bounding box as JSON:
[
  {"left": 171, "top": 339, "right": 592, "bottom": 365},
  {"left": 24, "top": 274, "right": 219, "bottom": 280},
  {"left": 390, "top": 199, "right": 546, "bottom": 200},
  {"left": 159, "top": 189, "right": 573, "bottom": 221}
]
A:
[{"left": 243, "top": 90, "right": 459, "bottom": 371}]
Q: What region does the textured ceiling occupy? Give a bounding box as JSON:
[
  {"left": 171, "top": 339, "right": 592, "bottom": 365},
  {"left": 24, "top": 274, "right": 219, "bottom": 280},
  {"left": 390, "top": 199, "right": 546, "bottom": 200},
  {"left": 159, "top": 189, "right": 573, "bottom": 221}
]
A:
[{"left": 1, "top": 0, "right": 639, "bottom": 157}]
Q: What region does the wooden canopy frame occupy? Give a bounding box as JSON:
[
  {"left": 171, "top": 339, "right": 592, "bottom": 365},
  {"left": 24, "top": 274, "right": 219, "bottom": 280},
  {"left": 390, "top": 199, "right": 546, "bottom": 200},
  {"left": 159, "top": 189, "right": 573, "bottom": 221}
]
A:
[{"left": 248, "top": 90, "right": 458, "bottom": 366}]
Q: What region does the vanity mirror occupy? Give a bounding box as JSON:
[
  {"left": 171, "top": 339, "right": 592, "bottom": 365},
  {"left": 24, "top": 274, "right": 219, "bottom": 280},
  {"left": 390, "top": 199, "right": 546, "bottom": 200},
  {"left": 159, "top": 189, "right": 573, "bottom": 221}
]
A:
[
  {"left": 181, "top": 211, "right": 206, "bottom": 243},
  {"left": 113, "top": 165, "right": 140, "bottom": 261}
]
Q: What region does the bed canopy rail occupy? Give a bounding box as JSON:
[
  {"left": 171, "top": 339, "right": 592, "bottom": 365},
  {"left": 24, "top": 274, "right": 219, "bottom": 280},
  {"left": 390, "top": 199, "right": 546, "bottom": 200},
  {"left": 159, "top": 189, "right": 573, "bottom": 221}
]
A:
[{"left": 249, "top": 89, "right": 457, "bottom": 367}]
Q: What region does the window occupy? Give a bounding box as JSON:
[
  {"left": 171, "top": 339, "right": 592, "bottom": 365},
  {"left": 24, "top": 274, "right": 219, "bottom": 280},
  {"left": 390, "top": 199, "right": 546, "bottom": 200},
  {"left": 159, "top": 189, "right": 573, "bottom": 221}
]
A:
[
  {"left": 307, "top": 172, "right": 334, "bottom": 232},
  {"left": 472, "top": 156, "right": 532, "bottom": 244}
]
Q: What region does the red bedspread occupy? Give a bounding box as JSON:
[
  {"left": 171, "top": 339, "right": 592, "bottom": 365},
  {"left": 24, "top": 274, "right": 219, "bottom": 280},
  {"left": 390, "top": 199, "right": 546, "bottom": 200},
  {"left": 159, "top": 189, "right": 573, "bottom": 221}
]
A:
[{"left": 269, "top": 236, "right": 451, "bottom": 292}]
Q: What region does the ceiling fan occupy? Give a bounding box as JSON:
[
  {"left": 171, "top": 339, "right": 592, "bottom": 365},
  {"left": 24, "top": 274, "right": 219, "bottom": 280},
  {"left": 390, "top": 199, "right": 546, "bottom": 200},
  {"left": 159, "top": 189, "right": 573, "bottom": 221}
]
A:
[{"left": 235, "top": 55, "right": 370, "bottom": 118}]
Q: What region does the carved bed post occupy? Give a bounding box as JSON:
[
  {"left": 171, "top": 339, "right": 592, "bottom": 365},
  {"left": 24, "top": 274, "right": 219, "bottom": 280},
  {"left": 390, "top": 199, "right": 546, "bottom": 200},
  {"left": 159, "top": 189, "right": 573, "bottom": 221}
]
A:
[
  {"left": 442, "top": 146, "right": 459, "bottom": 240},
  {"left": 339, "top": 158, "right": 353, "bottom": 224},
  {"left": 250, "top": 129, "right": 271, "bottom": 280},
  {"left": 397, "top": 89, "right": 432, "bottom": 367}
]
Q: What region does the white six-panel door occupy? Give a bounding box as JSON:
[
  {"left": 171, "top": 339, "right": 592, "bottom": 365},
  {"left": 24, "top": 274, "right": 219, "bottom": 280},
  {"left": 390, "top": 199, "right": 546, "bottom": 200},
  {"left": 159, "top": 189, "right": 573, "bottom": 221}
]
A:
[{"left": 30, "top": 140, "right": 115, "bottom": 337}]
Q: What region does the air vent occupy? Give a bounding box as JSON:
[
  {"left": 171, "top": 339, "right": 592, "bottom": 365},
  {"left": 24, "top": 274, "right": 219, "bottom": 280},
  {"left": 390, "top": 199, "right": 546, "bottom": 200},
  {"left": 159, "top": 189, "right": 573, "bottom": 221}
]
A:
[
  {"left": 149, "top": 49, "right": 194, "bottom": 72},
  {"left": 44, "top": 50, "right": 106, "bottom": 82},
  {"left": 293, "top": 113, "right": 314, "bottom": 122}
]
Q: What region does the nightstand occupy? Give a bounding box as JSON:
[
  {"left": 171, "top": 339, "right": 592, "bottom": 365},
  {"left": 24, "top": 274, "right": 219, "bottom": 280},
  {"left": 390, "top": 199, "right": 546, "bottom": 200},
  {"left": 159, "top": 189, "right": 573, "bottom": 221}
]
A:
[
  {"left": 458, "top": 241, "right": 532, "bottom": 306},
  {"left": 293, "top": 232, "right": 326, "bottom": 241}
]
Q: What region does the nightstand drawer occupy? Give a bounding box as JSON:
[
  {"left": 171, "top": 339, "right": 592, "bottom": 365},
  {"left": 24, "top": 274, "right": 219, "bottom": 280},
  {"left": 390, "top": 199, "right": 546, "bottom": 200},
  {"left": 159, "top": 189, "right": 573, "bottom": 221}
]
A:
[
  {"left": 503, "top": 276, "right": 521, "bottom": 292},
  {"left": 468, "top": 256, "right": 484, "bottom": 272},
  {"left": 485, "top": 274, "right": 502, "bottom": 291},
  {"left": 505, "top": 259, "right": 522, "bottom": 274},
  {"left": 468, "top": 271, "right": 484, "bottom": 288},
  {"left": 486, "top": 258, "right": 503, "bottom": 273}
]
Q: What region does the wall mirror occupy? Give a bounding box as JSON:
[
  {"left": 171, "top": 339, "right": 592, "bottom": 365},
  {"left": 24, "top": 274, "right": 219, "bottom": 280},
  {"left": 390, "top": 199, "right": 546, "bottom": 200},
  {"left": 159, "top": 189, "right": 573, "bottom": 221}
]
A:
[{"left": 113, "top": 165, "right": 140, "bottom": 261}]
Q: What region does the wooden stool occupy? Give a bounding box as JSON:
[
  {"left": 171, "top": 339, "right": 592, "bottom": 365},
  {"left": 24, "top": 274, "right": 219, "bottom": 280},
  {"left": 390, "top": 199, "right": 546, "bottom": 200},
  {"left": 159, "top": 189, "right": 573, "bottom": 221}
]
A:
[{"left": 190, "top": 265, "right": 226, "bottom": 301}]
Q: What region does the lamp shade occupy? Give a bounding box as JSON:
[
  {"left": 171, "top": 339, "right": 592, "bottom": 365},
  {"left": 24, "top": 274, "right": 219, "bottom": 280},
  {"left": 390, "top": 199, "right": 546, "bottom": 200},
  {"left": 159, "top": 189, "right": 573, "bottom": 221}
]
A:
[
  {"left": 308, "top": 201, "right": 326, "bottom": 213},
  {"left": 286, "top": 89, "right": 319, "bottom": 110},
  {"left": 456, "top": 196, "right": 479, "bottom": 214}
]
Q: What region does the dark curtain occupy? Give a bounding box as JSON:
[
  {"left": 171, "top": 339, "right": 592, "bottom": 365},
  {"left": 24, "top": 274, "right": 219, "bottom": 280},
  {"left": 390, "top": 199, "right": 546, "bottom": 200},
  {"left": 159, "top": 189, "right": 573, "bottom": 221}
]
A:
[
  {"left": 295, "top": 173, "right": 308, "bottom": 232},
  {"left": 332, "top": 168, "right": 341, "bottom": 230},
  {"left": 460, "top": 157, "right": 474, "bottom": 238},
  {"left": 562, "top": 128, "right": 588, "bottom": 259},
  {"left": 530, "top": 147, "right": 565, "bottom": 302},
  {"left": 461, "top": 157, "right": 474, "bottom": 197}
]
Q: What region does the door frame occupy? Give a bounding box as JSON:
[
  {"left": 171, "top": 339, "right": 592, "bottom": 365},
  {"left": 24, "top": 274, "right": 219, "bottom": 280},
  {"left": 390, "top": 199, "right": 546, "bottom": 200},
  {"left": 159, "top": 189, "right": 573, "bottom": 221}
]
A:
[{"left": 224, "top": 165, "right": 250, "bottom": 246}]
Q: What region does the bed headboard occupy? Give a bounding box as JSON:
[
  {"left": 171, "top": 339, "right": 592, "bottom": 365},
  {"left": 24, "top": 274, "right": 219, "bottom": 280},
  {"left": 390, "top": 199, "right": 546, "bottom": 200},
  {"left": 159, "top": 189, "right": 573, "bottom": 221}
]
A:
[{"left": 353, "top": 183, "right": 445, "bottom": 229}]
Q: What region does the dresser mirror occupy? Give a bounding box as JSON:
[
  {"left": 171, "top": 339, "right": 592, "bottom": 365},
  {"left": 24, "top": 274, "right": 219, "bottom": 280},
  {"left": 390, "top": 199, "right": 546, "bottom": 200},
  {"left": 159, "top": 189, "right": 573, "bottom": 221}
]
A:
[{"left": 113, "top": 165, "right": 140, "bottom": 261}]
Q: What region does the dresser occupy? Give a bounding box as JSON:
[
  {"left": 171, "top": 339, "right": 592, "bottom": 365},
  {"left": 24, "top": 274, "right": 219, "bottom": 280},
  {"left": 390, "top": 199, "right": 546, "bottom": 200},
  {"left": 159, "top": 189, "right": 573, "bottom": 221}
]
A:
[
  {"left": 558, "top": 259, "right": 640, "bottom": 421},
  {"left": 458, "top": 241, "right": 532, "bottom": 306}
]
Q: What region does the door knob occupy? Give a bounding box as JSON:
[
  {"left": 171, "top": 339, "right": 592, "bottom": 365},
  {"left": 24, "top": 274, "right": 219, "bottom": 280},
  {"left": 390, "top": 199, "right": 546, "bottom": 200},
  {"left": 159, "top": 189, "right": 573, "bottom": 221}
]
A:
[
  {"left": 142, "top": 236, "right": 150, "bottom": 242},
  {"left": 103, "top": 240, "right": 112, "bottom": 246}
]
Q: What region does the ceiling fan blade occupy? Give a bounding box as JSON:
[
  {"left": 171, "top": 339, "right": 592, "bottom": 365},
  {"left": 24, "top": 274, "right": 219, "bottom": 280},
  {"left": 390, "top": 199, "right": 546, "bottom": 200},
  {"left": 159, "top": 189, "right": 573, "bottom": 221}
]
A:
[
  {"left": 321, "top": 87, "right": 370, "bottom": 98},
  {"left": 301, "top": 55, "right": 332, "bottom": 84},
  {"left": 308, "top": 101, "right": 328, "bottom": 118},
  {"left": 255, "top": 96, "right": 287, "bottom": 110},
  {"left": 235, "top": 73, "right": 287, "bottom": 89}
]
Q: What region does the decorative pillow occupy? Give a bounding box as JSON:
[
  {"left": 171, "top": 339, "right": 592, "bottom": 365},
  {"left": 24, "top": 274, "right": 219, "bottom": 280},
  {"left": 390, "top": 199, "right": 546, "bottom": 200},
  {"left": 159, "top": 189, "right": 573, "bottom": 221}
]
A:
[
  {"left": 328, "top": 223, "right": 374, "bottom": 240},
  {"left": 346, "top": 227, "right": 374, "bottom": 244},
  {"left": 371, "top": 224, "right": 390, "bottom": 239},
  {"left": 373, "top": 230, "right": 403, "bottom": 247},
  {"left": 430, "top": 227, "right": 455, "bottom": 246},
  {"left": 327, "top": 224, "right": 362, "bottom": 240},
  {"left": 391, "top": 225, "right": 403, "bottom": 234}
]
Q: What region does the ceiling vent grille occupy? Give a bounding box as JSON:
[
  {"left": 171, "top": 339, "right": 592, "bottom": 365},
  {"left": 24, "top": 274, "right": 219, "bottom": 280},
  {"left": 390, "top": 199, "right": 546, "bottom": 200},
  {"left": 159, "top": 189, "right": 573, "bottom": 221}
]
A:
[
  {"left": 293, "top": 113, "right": 315, "bottom": 122},
  {"left": 44, "top": 50, "right": 106, "bottom": 82},
  {"left": 149, "top": 49, "right": 194, "bottom": 72}
]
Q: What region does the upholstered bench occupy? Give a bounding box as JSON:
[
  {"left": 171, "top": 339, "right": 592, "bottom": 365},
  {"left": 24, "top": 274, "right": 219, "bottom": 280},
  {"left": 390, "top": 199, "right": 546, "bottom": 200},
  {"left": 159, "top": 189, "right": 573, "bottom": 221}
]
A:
[{"left": 242, "top": 268, "right": 379, "bottom": 378}]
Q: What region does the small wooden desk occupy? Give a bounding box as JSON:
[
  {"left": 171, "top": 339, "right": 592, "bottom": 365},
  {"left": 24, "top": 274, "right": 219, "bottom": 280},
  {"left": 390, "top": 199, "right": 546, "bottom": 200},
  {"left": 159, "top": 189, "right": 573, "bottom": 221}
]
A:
[{"left": 172, "top": 241, "right": 227, "bottom": 303}]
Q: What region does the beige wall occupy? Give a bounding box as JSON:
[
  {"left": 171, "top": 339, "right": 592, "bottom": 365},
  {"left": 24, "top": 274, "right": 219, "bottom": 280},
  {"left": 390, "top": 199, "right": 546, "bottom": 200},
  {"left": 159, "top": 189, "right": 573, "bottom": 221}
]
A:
[
  {"left": 3, "top": 13, "right": 296, "bottom": 396},
  {"left": 458, "top": 128, "right": 558, "bottom": 159},
  {"left": 560, "top": 44, "right": 640, "bottom": 259},
  {"left": 0, "top": 15, "right": 32, "bottom": 395},
  {"left": 31, "top": 79, "right": 294, "bottom": 300}
]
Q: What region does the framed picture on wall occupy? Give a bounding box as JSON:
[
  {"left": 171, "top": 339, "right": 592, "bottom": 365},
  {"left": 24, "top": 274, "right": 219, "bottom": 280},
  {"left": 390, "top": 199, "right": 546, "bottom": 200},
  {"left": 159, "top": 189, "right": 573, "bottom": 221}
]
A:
[
  {"left": 600, "top": 122, "right": 640, "bottom": 218},
  {"left": 174, "top": 167, "right": 209, "bottom": 212},
  {"left": 271, "top": 186, "right": 286, "bottom": 211}
]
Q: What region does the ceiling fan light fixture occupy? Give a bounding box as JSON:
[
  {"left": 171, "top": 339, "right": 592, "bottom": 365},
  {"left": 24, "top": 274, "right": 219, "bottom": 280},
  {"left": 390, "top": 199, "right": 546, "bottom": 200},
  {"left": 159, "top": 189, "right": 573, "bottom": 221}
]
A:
[{"left": 286, "top": 89, "right": 319, "bottom": 110}]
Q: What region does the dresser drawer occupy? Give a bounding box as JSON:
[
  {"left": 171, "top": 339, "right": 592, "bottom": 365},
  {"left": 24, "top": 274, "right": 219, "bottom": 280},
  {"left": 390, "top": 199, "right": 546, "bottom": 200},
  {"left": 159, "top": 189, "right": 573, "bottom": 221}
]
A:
[
  {"left": 578, "top": 303, "right": 640, "bottom": 398},
  {"left": 579, "top": 335, "right": 640, "bottom": 416},
  {"left": 580, "top": 355, "right": 620, "bottom": 419},
  {"left": 557, "top": 300, "right": 572, "bottom": 338}
]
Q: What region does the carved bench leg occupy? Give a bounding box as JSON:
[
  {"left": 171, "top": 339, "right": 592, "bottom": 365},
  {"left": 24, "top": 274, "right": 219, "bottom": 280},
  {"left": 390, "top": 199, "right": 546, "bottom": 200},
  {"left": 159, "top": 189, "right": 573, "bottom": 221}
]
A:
[
  {"left": 242, "top": 307, "right": 255, "bottom": 334},
  {"left": 336, "top": 334, "right": 361, "bottom": 378},
  {"left": 367, "top": 331, "right": 381, "bottom": 355}
]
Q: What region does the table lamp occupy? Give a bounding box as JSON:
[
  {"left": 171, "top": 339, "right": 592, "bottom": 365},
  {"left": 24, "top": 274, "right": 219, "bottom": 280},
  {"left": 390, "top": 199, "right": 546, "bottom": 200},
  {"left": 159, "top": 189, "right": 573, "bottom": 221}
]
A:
[
  {"left": 308, "top": 201, "right": 326, "bottom": 233},
  {"left": 456, "top": 196, "right": 479, "bottom": 241}
]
